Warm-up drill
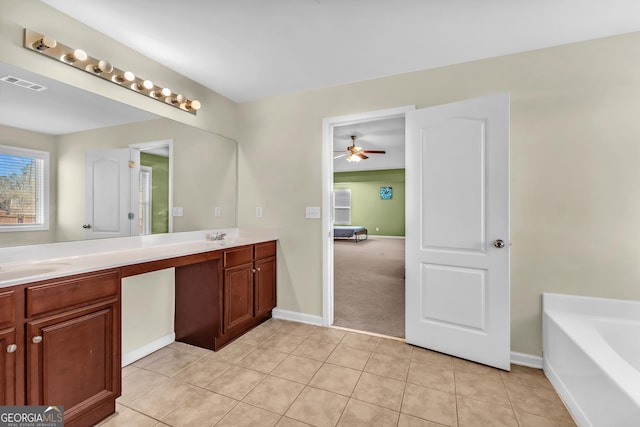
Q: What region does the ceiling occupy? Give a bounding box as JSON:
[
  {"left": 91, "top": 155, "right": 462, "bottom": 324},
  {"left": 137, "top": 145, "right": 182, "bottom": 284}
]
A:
[{"left": 41, "top": 0, "right": 640, "bottom": 103}]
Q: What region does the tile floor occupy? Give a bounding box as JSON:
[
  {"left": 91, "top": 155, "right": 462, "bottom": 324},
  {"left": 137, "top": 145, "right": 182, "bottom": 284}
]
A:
[{"left": 97, "top": 319, "right": 576, "bottom": 427}]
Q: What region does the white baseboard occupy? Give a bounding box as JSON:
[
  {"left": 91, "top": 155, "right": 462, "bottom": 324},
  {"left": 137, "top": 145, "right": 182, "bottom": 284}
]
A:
[
  {"left": 510, "top": 351, "right": 543, "bottom": 369},
  {"left": 272, "top": 308, "right": 323, "bottom": 326},
  {"left": 122, "top": 333, "right": 175, "bottom": 367},
  {"left": 367, "top": 235, "right": 406, "bottom": 239}
]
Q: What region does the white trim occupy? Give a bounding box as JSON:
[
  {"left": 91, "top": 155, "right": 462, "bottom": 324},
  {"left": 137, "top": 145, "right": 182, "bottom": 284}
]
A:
[
  {"left": 272, "top": 308, "right": 323, "bottom": 326},
  {"left": 511, "top": 351, "right": 543, "bottom": 369},
  {"left": 122, "top": 332, "right": 175, "bottom": 367},
  {"left": 366, "top": 235, "right": 406, "bottom": 239},
  {"left": 322, "top": 105, "right": 416, "bottom": 327}
]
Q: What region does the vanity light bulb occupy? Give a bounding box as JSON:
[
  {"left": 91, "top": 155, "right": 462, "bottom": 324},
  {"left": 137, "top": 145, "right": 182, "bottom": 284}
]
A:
[
  {"left": 152, "top": 87, "right": 172, "bottom": 98},
  {"left": 172, "top": 94, "right": 185, "bottom": 104},
  {"left": 32, "top": 36, "right": 57, "bottom": 51},
  {"left": 188, "top": 100, "right": 201, "bottom": 111},
  {"left": 112, "top": 71, "right": 135, "bottom": 83},
  {"left": 142, "top": 80, "right": 153, "bottom": 90},
  {"left": 92, "top": 59, "right": 113, "bottom": 74},
  {"left": 63, "top": 48, "right": 87, "bottom": 63}
]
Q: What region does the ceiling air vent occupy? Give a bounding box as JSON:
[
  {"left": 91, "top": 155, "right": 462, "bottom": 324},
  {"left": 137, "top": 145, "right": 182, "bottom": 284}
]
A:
[{"left": 0, "top": 74, "right": 47, "bottom": 91}]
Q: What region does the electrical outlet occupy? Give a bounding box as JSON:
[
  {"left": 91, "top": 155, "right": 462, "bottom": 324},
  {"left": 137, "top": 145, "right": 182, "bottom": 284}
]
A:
[
  {"left": 256, "top": 207, "right": 263, "bottom": 218},
  {"left": 214, "top": 207, "right": 221, "bottom": 217}
]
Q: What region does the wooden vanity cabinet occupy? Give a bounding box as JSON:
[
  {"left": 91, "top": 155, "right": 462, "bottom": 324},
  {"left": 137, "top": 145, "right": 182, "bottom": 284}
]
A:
[
  {"left": 216, "top": 241, "right": 277, "bottom": 348},
  {"left": 0, "top": 290, "right": 17, "bottom": 405},
  {"left": 24, "top": 269, "right": 121, "bottom": 427}
]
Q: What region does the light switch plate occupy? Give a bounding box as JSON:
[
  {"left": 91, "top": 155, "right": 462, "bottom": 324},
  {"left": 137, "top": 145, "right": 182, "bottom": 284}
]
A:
[
  {"left": 305, "top": 207, "right": 321, "bottom": 219},
  {"left": 214, "top": 207, "right": 221, "bottom": 217},
  {"left": 173, "top": 207, "right": 184, "bottom": 217},
  {"left": 256, "top": 207, "right": 263, "bottom": 218}
]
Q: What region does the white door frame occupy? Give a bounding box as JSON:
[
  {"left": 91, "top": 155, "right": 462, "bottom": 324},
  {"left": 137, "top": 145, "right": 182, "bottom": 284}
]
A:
[
  {"left": 321, "top": 105, "right": 415, "bottom": 326},
  {"left": 129, "top": 139, "right": 174, "bottom": 233}
]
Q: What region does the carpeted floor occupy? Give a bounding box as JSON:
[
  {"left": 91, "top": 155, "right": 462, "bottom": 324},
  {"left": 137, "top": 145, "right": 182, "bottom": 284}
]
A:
[{"left": 333, "top": 237, "right": 405, "bottom": 338}]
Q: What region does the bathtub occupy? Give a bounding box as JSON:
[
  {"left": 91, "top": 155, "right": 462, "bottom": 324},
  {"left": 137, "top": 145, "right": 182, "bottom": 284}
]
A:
[{"left": 543, "top": 293, "right": 640, "bottom": 427}]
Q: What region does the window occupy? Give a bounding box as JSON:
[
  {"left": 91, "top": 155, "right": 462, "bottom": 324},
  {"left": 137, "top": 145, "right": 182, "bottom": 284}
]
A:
[
  {"left": 0, "top": 144, "right": 49, "bottom": 231},
  {"left": 333, "top": 189, "right": 351, "bottom": 225}
]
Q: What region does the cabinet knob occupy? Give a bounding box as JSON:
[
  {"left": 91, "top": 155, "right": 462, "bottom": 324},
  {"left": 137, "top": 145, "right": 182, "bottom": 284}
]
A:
[
  {"left": 252, "top": 268, "right": 256, "bottom": 273},
  {"left": 32, "top": 336, "right": 43, "bottom": 344},
  {"left": 6, "top": 344, "right": 17, "bottom": 353},
  {"left": 256, "top": 267, "right": 261, "bottom": 272}
]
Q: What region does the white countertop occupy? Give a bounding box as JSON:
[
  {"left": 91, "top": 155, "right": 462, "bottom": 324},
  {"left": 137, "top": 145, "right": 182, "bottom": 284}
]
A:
[{"left": 0, "top": 228, "right": 277, "bottom": 288}]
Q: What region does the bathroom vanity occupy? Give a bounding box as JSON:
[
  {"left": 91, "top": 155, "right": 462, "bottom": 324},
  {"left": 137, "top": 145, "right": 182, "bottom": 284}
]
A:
[{"left": 0, "top": 229, "right": 277, "bottom": 426}]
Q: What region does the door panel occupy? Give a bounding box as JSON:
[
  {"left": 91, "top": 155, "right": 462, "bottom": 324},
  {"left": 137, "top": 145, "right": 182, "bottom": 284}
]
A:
[{"left": 406, "top": 93, "right": 510, "bottom": 370}]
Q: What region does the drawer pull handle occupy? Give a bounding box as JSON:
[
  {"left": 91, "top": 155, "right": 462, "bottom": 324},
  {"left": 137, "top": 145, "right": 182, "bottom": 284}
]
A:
[
  {"left": 6, "top": 344, "right": 17, "bottom": 353},
  {"left": 32, "top": 336, "right": 43, "bottom": 344}
]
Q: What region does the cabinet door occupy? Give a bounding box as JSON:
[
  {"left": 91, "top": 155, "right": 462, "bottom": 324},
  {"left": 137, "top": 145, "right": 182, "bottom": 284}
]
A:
[
  {"left": 0, "top": 327, "right": 17, "bottom": 405},
  {"left": 223, "top": 263, "right": 254, "bottom": 333},
  {"left": 254, "top": 256, "right": 277, "bottom": 318},
  {"left": 26, "top": 299, "right": 120, "bottom": 424}
]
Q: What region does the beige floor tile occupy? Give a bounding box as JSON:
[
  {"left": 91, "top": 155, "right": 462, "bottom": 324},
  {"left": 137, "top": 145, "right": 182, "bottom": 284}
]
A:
[
  {"left": 118, "top": 369, "right": 170, "bottom": 405},
  {"left": 326, "top": 344, "right": 371, "bottom": 370},
  {"left": 402, "top": 383, "right": 457, "bottom": 427},
  {"left": 351, "top": 372, "right": 405, "bottom": 411},
  {"left": 285, "top": 386, "right": 349, "bottom": 427},
  {"left": 121, "top": 365, "right": 140, "bottom": 379},
  {"left": 215, "top": 341, "right": 257, "bottom": 363},
  {"left": 172, "top": 354, "right": 233, "bottom": 387},
  {"left": 278, "top": 321, "right": 321, "bottom": 337},
  {"left": 374, "top": 338, "right": 413, "bottom": 360},
  {"left": 308, "top": 327, "right": 347, "bottom": 344},
  {"left": 308, "top": 363, "right": 362, "bottom": 396},
  {"left": 276, "top": 417, "right": 314, "bottom": 426},
  {"left": 500, "top": 365, "right": 554, "bottom": 390},
  {"left": 238, "top": 347, "right": 288, "bottom": 373},
  {"left": 337, "top": 398, "right": 400, "bottom": 426},
  {"left": 127, "top": 378, "right": 199, "bottom": 419},
  {"left": 406, "top": 360, "right": 455, "bottom": 394},
  {"left": 205, "top": 365, "right": 266, "bottom": 400},
  {"left": 457, "top": 396, "right": 519, "bottom": 427},
  {"left": 261, "top": 332, "right": 306, "bottom": 353},
  {"left": 410, "top": 347, "right": 454, "bottom": 369},
  {"left": 453, "top": 358, "right": 502, "bottom": 381},
  {"left": 455, "top": 370, "right": 511, "bottom": 407},
  {"left": 341, "top": 331, "right": 380, "bottom": 351},
  {"left": 96, "top": 404, "right": 157, "bottom": 427},
  {"left": 142, "top": 348, "right": 203, "bottom": 376},
  {"left": 132, "top": 347, "right": 175, "bottom": 368},
  {"left": 168, "top": 341, "right": 212, "bottom": 357},
  {"left": 242, "top": 376, "right": 304, "bottom": 414},
  {"left": 506, "top": 382, "right": 574, "bottom": 423},
  {"left": 271, "top": 354, "right": 323, "bottom": 384},
  {"left": 365, "top": 352, "right": 411, "bottom": 381},
  {"left": 162, "top": 389, "right": 237, "bottom": 426},
  {"left": 516, "top": 410, "right": 577, "bottom": 427},
  {"left": 216, "top": 402, "right": 281, "bottom": 427},
  {"left": 236, "top": 325, "right": 275, "bottom": 346},
  {"left": 243, "top": 375, "right": 305, "bottom": 414},
  {"left": 397, "top": 413, "right": 446, "bottom": 427},
  {"left": 292, "top": 338, "right": 338, "bottom": 361}
]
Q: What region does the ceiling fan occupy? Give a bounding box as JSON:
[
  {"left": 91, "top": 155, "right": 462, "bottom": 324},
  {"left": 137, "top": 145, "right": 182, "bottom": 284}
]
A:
[{"left": 334, "top": 135, "right": 386, "bottom": 162}]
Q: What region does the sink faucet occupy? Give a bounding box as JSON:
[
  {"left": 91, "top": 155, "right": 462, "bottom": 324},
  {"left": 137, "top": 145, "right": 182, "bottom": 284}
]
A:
[{"left": 207, "top": 232, "right": 226, "bottom": 241}]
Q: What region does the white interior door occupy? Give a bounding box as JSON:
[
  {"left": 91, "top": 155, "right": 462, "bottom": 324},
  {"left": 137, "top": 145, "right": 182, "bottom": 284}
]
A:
[
  {"left": 85, "top": 148, "right": 137, "bottom": 239},
  {"left": 405, "top": 93, "right": 510, "bottom": 370}
]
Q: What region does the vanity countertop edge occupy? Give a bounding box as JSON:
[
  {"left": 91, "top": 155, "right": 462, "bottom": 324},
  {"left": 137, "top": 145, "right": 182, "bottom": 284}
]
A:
[{"left": 0, "top": 228, "right": 278, "bottom": 288}]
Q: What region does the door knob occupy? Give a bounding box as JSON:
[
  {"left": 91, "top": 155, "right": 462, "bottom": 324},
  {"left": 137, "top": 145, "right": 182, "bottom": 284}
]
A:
[
  {"left": 82, "top": 224, "right": 92, "bottom": 229},
  {"left": 493, "top": 239, "right": 505, "bottom": 248}
]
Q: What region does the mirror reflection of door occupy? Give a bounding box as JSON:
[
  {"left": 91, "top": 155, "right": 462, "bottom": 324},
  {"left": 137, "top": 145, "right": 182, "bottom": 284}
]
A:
[
  {"left": 139, "top": 151, "right": 169, "bottom": 234},
  {"left": 139, "top": 166, "right": 152, "bottom": 235}
]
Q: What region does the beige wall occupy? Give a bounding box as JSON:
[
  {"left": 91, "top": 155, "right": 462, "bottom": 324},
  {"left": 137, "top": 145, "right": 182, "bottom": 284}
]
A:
[{"left": 237, "top": 32, "right": 640, "bottom": 356}]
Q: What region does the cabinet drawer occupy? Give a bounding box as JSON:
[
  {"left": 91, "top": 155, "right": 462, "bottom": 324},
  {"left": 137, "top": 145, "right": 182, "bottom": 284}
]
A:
[
  {"left": 26, "top": 270, "right": 120, "bottom": 317},
  {"left": 223, "top": 246, "right": 253, "bottom": 268},
  {"left": 0, "top": 290, "right": 14, "bottom": 327},
  {"left": 255, "top": 241, "right": 276, "bottom": 259}
]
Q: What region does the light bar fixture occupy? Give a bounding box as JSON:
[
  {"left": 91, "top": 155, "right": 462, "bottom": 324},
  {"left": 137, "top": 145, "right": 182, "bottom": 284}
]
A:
[{"left": 23, "top": 29, "right": 201, "bottom": 115}]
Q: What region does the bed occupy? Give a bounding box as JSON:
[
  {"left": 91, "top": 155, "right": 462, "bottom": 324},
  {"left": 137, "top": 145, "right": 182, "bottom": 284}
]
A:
[{"left": 333, "top": 225, "right": 368, "bottom": 242}]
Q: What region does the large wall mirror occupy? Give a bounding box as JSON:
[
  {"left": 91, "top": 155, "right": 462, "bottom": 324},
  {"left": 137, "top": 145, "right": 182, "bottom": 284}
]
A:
[{"left": 0, "top": 61, "right": 237, "bottom": 248}]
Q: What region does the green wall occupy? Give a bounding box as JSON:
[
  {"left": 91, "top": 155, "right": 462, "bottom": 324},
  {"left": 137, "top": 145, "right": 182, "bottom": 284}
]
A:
[
  {"left": 334, "top": 169, "right": 405, "bottom": 236},
  {"left": 140, "top": 152, "right": 169, "bottom": 234}
]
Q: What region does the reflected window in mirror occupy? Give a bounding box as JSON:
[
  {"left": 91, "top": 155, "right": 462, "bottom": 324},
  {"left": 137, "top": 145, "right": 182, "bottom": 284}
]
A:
[{"left": 0, "top": 144, "right": 49, "bottom": 232}]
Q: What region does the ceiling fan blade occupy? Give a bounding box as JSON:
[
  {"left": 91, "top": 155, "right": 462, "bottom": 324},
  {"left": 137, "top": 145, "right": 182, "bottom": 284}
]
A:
[
  {"left": 357, "top": 153, "right": 368, "bottom": 160},
  {"left": 333, "top": 153, "right": 347, "bottom": 159},
  {"left": 362, "top": 150, "right": 386, "bottom": 154}
]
